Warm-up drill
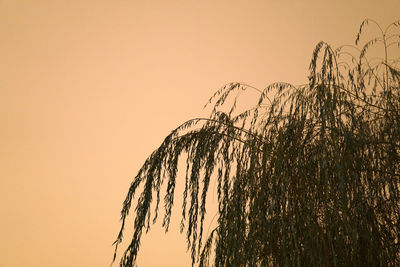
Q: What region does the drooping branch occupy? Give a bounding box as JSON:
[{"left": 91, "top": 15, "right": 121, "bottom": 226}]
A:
[{"left": 113, "top": 20, "right": 400, "bottom": 267}]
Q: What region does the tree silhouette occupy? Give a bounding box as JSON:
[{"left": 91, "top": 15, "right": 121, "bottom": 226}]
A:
[{"left": 113, "top": 19, "right": 400, "bottom": 266}]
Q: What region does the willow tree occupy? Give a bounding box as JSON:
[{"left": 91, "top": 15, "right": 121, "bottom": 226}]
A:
[{"left": 112, "top": 19, "right": 400, "bottom": 266}]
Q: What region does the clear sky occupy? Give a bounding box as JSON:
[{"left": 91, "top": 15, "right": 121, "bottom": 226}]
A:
[{"left": 1, "top": 1, "right": 399, "bottom": 266}]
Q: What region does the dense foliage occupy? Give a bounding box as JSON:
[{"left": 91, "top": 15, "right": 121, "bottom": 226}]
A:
[{"left": 113, "top": 19, "right": 400, "bottom": 266}]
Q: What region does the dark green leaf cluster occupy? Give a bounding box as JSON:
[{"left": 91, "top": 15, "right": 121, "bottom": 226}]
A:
[{"left": 113, "top": 19, "right": 400, "bottom": 266}]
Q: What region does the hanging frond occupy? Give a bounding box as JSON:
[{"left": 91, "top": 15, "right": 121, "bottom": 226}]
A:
[{"left": 113, "top": 20, "right": 400, "bottom": 267}]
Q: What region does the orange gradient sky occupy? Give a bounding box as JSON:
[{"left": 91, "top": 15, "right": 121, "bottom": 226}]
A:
[{"left": 1, "top": 1, "right": 399, "bottom": 266}]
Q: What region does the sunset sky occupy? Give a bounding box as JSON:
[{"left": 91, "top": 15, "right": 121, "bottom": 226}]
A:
[{"left": 1, "top": 1, "right": 399, "bottom": 266}]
